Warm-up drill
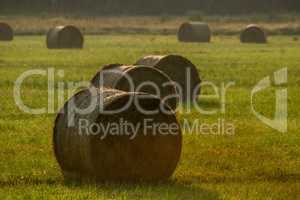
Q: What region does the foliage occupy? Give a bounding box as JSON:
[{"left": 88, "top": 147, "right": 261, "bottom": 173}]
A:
[{"left": 0, "top": 0, "right": 300, "bottom": 15}]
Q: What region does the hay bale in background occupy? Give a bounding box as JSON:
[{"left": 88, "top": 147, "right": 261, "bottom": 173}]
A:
[
  {"left": 91, "top": 64, "right": 179, "bottom": 110},
  {"left": 178, "top": 22, "right": 211, "bottom": 43},
  {"left": 240, "top": 24, "right": 267, "bottom": 43},
  {"left": 0, "top": 23, "right": 13, "bottom": 41},
  {"left": 135, "top": 55, "right": 201, "bottom": 102},
  {"left": 47, "top": 25, "right": 84, "bottom": 49},
  {"left": 54, "top": 87, "right": 182, "bottom": 181}
]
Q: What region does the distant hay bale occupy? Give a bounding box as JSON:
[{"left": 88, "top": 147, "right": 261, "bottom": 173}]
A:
[
  {"left": 293, "top": 37, "right": 298, "bottom": 42},
  {"left": 46, "top": 25, "right": 84, "bottom": 49},
  {"left": 54, "top": 87, "right": 182, "bottom": 181},
  {"left": 135, "top": 55, "right": 201, "bottom": 102},
  {"left": 0, "top": 23, "right": 13, "bottom": 41},
  {"left": 240, "top": 24, "right": 267, "bottom": 43},
  {"left": 178, "top": 22, "right": 211, "bottom": 43},
  {"left": 91, "top": 64, "right": 179, "bottom": 110}
]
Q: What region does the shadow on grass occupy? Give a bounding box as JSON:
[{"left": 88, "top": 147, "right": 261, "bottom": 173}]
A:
[
  {"left": 0, "top": 176, "right": 58, "bottom": 187},
  {"left": 0, "top": 176, "right": 220, "bottom": 199},
  {"left": 64, "top": 179, "right": 220, "bottom": 199}
]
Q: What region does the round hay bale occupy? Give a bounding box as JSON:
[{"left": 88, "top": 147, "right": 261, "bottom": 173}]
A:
[
  {"left": 135, "top": 55, "right": 201, "bottom": 102},
  {"left": 0, "top": 23, "right": 13, "bottom": 41},
  {"left": 91, "top": 64, "right": 179, "bottom": 110},
  {"left": 47, "top": 25, "right": 84, "bottom": 49},
  {"left": 53, "top": 87, "right": 182, "bottom": 182},
  {"left": 178, "top": 22, "right": 211, "bottom": 43},
  {"left": 240, "top": 24, "right": 267, "bottom": 43}
]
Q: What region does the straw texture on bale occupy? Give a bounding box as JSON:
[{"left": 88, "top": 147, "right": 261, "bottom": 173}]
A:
[
  {"left": 47, "top": 25, "right": 84, "bottom": 49},
  {"left": 240, "top": 24, "right": 267, "bottom": 43},
  {"left": 91, "top": 64, "right": 179, "bottom": 110},
  {"left": 178, "top": 22, "right": 211, "bottom": 42},
  {"left": 0, "top": 23, "right": 13, "bottom": 41},
  {"left": 135, "top": 55, "right": 201, "bottom": 102},
  {"left": 53, "top": 87, "right": 182, "bottom": 182}
]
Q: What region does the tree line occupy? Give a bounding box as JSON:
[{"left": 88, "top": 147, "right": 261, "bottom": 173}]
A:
[{"left": 0, "top": 0, "right": 299, "bottom": 15}]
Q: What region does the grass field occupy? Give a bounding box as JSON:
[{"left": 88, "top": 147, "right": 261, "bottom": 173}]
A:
[
  {"left": 1, "top": 15, "right": 300, "bottom": 35},
  {"left": 0, "top": 34, "right": 299, "bottom": 199}
]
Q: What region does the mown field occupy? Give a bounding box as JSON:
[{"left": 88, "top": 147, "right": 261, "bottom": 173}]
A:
[
  {"left": 1, "top": 15, "right": 300, "bottom": 35},
  {"left": 0, "top": 34, "right": 299, "bottom": 199}
]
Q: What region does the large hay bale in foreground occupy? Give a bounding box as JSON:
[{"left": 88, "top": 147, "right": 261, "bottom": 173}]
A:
[
  {"left": 47, "top": 26, "right": 84, "bottom": 49},
  {"left": 0, "top": 23, "right": 13, "bottom": 41},
  {"left": 178, "top": 22, "right": 211, "bottom": 43},
  {"left": 91, "top": 64, "right": 179, "bottom": 110},
  {"left": 240, "top": 24, "right": 267, "bottom": 43},
  {"left": 135, "top": 55, "right": 201, "bottom": 102},
  {"left": 54, "top": 87, "right": 182, "bottom": 182}
]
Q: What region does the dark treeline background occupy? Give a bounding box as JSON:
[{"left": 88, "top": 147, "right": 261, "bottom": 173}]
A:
[{"left": 0, "top": 0, "right": 299, "bottom": 15}]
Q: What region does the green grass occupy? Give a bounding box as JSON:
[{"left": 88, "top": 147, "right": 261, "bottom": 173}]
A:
[{"left": 0, "top": 35, "right": 299, "bottom": 199}]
